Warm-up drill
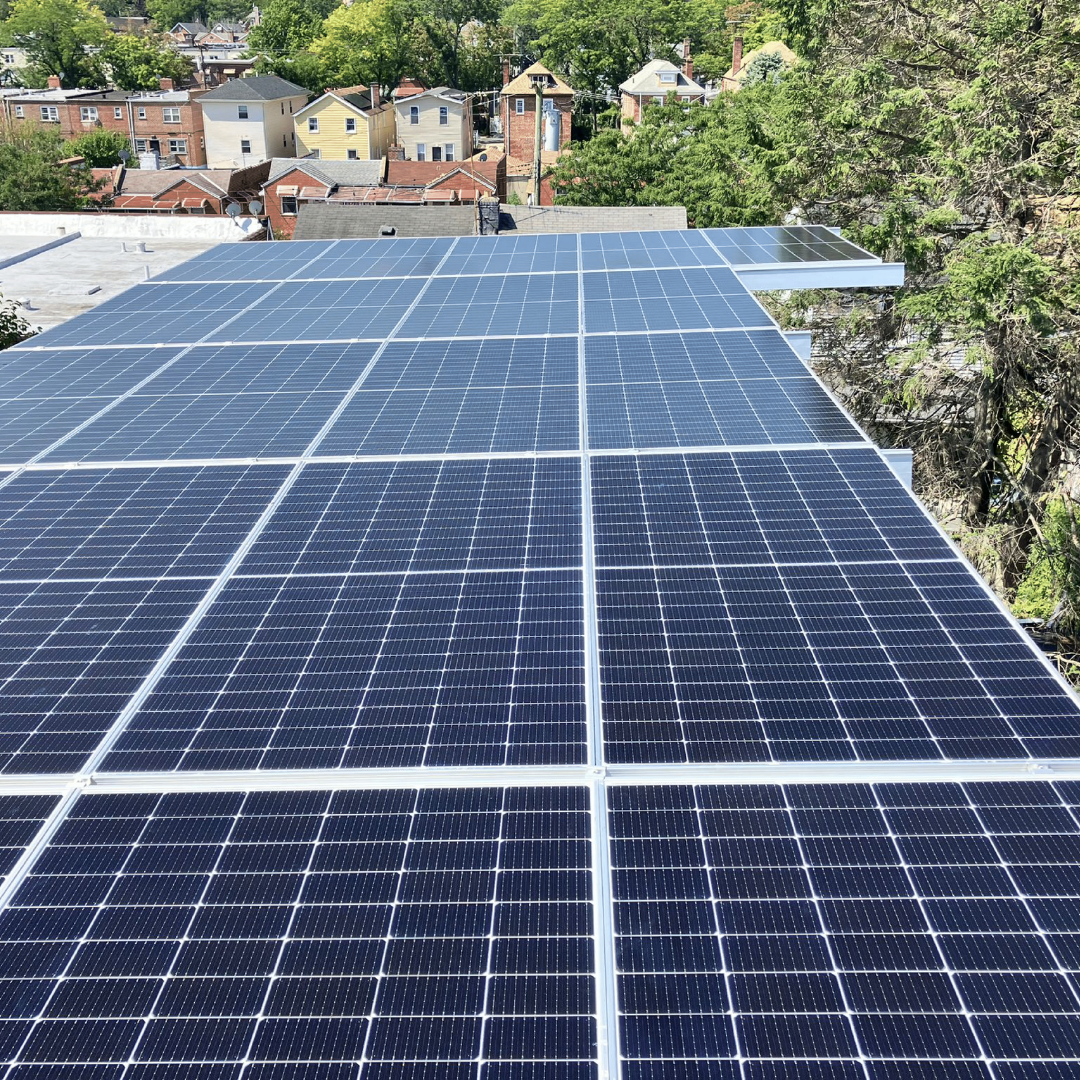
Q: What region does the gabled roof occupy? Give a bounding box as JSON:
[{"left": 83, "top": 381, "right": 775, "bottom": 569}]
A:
[
  {"left": 171, "top": 21, "right": 207, "bottom": 33},
  {"left": 501, "top": 62, "right": 573, "bottom": 97},
  {"left": 723, "top": 40, "right": 797, "bottom": 83},
  {"left": 619, "top": 58, "right": 705, "bottom": 96},
  {"left": 394, "top": 86, "right": 469, "bottom": 107},
  {"left": 199, "top": 75, "right": 307, "bottom": 101},
  {"left": 295, "top": 86, "right": 385, "bottom": 118},
  {"left": 265, "top": 157, "right": 384, "bottom": 188},
  {"left": 392, "top": 78, "right": 427, "bottom": 100},
  {"left": 386, "top": 159, "right": 499, "bottom": 191}
]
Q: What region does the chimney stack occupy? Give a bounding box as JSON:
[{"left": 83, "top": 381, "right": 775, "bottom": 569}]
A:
[
  {"left": 371, "top": 82, "right": 379, "bottom": 107},
  {"left": 159, "top": 77, "right": 174, "bottom": 91},
  {"left": 683, "top": 38, "right": 693, "bottom": 82},
  {"left": 387, "top": 144, "right": 405, "bottom": 161},
  {"left": 732, "top": 35, "right": 743, "bottom": 74},
  {"left": 46, "top": 74, "right": 61, "bottom": 89},
  {"left": 502, "top": 58, "right": 511, "bottom": 86}
]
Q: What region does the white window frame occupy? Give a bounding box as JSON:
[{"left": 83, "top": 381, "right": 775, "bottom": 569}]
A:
[
  {"left": 347, "top": 148, "right": 358, "bottom": 159},
  {"left": 280, "top": 195, "right": 298, "bottom": 215},
  {"left": 80, "top": 106, "right": 98, "bottom": 121},
  {"left": 113, "top": 106, "right": 123, "bottom": 119},
  {"left": 416, "top": 142, "right": 426, "bottom": 161},
  {"left": 409, "top": 104, "right": 418, "bottom": 125},
  {"left": 137, "top": 106, "right": 146, "bottom": 119},
  {"left": 345, "top": 117, "right": 356, "bottom": 133},
  {"left": 659, "top": 71, "right": 677, "bottom": 84},
  {"left": 439, "top": 105, "right": 448, "bottom": 125},
  {"left": 134, "top": 138, "right": 148, "bottom": 152},
  {"left": 307, "top": 116, "right": 318, "bottom": 133},
  {"left": 515, "top": 97, "right": 525, "bottom": 115},
  {"left": 13, "top": 105, "right": 23, "bottom": 118},
  {"left": 168, "top": 138, "right": 187, "bottom": 154},
  {"left": 237, "top": 104, "right": 248, "bottom": 118},
  {"left": 240, "top": 138, "right": 251, "bottom": 154},
  {"left": 162, "top": 106, "right": 181, "bottom": 123},
  {"left": 444, "top": 144, "right": 454, "bottom": 161},
  {"left": 39, "top": 105, "right": 58, "bottom": 122}
]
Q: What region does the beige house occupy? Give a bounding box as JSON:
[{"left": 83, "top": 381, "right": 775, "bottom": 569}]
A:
[
  {"left": 392, "top": 85, "right": 472, "bottom": 163},
  {"left": 619, "top": 47, "right": 706, "bottom": 131},
  {"left": 200, "top": 75, "right": 308, "bottom": 168},
  {"left": 295, "top": 85, "right": 395, "bottom": 161}
]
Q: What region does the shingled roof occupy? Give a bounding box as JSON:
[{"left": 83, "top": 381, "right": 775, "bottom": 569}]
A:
[
  {"left": 199, "top": 75, "right": 307, "bottom": 101},
  {"left": 501, "top": 62, "right": 573, "bottom": 97}
]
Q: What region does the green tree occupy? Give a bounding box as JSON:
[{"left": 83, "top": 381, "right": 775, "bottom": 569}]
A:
[
  {"left": 1, "top": 0, "right": 108, "bottom": 85},
  {"left": 100, "top": 31, "right": 192, "bottom": 88},
  {"left": 0, "top": 120, "right": 90, "bottom": 209},
  {"left": 64, "top": 127, "right": 131, "bottom": 165},
  {"left": 310, "top": 0, "right": 413, "bottom": 89},
  {"left": 247, "top": 0, "right": 324, "bottom": 54},
  {"left": 253, "top": 50, "right": 327, "bottom": 94},
  {"left": 145, "top": 0, "right": 202, "bottom": 30},
  {"left": 407, "top": 0, "right": 501, "bottom": 91},
  {"left": 0, "top": 292, "right": 36, "bottom": 350}
]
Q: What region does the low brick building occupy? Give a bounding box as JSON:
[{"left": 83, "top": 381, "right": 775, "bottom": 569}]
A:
[
  {"left": 261, "top": 157, "right": 384, "bottom": 238},
  {"left": 385, "top": 156, "right": 505, "bottom": 201}
]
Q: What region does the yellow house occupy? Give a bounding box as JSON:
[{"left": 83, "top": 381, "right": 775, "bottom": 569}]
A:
[{"left": 294, "top": 85, "right": 396, "bottom": 161}]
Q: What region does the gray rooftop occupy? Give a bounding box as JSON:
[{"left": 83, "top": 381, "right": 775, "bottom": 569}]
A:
[
  {"left": 199, "top": 75, "right": 307, "bottom": 101},
  {"left": 265, "top": 157, "right": 384, "bottom": 188},
  {"left": 498, "top": 204, "right": 688, "bottom": 233},
  {"left": 294, "top": 203, "right": 476, "bottom": 240}
]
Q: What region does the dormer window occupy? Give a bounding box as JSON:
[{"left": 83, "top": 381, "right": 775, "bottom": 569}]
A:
[{"left": 659, "top": 71, "right": 677, "bottom": 83}]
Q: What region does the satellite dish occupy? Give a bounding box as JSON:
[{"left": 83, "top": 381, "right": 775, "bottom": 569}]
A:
[
  {"left": 248, "top": 199, "right": 263, "bottom": 215},
  {"left": 479, "top": 153, "right": 487, "bottom": 161},
  {"left": 225, "top": 203, "right": 241, "bottom": 218},
  {"left": 118, "top": 149, "right": 130, "bottom": 162}
]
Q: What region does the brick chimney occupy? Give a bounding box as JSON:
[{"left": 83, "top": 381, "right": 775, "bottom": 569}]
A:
[
  {"left": 732, "top": 34, "right": 743, "bottom": 74},
  {"left": 159, "top": 77, "right": 174, "bottom": 91},
  {"left": 387, "top": 144, "right": 406, "bottom": 161},
  {"left": 502, "top": 58, "right": 511, "bottom": 86},
  {"left": 46, "top": 74, "right": 61, "bottom": 89},
  {"left": 370, "top": 82, "right": 379, "bottom": 107},
  {"left": 683, "top": 38, "right": 693, "bottom": 82}
]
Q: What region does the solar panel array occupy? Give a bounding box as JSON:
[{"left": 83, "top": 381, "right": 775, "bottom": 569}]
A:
[{"left": 0, "top": 226, "right": 1077, "bottom": 1078}]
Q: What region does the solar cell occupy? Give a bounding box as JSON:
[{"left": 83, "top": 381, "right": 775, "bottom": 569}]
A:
[
  {"left": 239, "top": 458, "right": 581, "bottom": 576},
  {"left": 702, "top": 225, "right": 879, "bottom": 268},
  {"left": 0, "top": 577, "right": 211, "bottom": 775},
  {"left": 598, "top": 559, "right": 1080, "bottom": 764},
  {"left": 101, "top": 570, "right": 586, "bottom": 772},
  {"left": 0, "top": 795, "right": 59, "bottom": 890},
  {"left": 0, "top": 464, "right": 288, "bottom": 580},
  {"left": 295, "top": 237, "right": 456, "bottom": 280},
  {"left": 363, "top": 337, "right": 579, "bottom": 392},
  {"left": 579, "top": 230, "right": 725, "bottom": 272},
  {"left": 0, "top": 397, "right": 119, "bottom": 465},
  {"left": 316, "top": 386, "right": 579, "bottom": 455},
  {"left": 591, "top": 449, "right": 951, "bottom": 566},
  {"left": 0, "top": 347, "right": 180, "bottom": 402},
  {"left": 609, "top": 781, "right": 1080, "bottom": 1079},
  {"left": 40, "top": 390, "right": 347, "bottom": 463},
  {"left": 582, "top": 268, "right": 770, "bottom": 333},
  {"left": 0, "top": 787, "right": 597, "bottom": 1075}
]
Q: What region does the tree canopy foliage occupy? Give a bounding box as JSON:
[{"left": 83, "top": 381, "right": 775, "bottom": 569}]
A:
[
  {"left": 1, "top": 0, "right": 108, "bottom": 85},
  {"left": 100, "top": 30, "right": 192, "bottom": 88},
  {"left": 0, "top": 120, "right": 93, "bottom": 209}
]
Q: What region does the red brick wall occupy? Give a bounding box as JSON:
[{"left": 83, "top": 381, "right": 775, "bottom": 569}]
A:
[
  {"left": 502, "top": 93, "right": 572, "bottom": 161},
  {"left": 263, "top": 167, "right": 312, "bottom": 238},
  {"left": 131, "top": 100, "right": 205, "bottom": 166}
]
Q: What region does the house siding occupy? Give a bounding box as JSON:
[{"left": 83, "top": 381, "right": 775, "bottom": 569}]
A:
[
  {"left": 393, "top": 95, "right": 471, "bottom": 162},
  {"left": 202, "top": 94, "right": 306, "bottom": 167},
  {"left": 295, "top": 97, "right": 394, "bottom": 161}
]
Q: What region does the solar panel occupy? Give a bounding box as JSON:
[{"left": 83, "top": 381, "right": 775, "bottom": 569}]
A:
[
  {"left": 0, "top": 465, "right": 288, "bottom": 580},
  {"left": 0, "top": 787, "right": 597, "bottom": 1075},
  {"left": 101, "top": 570, "right": 586, "bottom": 771},
  {"left": 580, "top": 231, "right": 725, "bottom": 272},
  {"left": 0, "top": 346, "right": 180, "bottom": 402},
  {"left": 0, "top": 397, "right": 119, "bottom": 464},
  {"left": 0, "top": 795, "right": 59, "bottom": 890},
  {"left": 148, "top": 240, "right": 346, "bottom": 283},
  {"left": 239, "top": 458, "right": 581, "bottom": 576},
  {"left": 702, "top": 225, "right": 880, "bottom": 268},
  {"left": 440, "top": 234, "right": 580, "bottom": 277},
  {"left": 609, "top": 780, "right": 1080, "bottom": 1079}
]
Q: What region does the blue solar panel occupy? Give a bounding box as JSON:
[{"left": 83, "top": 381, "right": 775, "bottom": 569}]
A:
[
  {"left": 0, "top": 346, "right": 180, "bottom": 402},
  {"left": 148, "top": 240, "right": 343, "bottom": 283},
  {"left": 0, "top": 465, "right": 287, "bottom": 580},
  {"left": 0, "top": 787, "right": 597, "bottom": 1074},
  {"left": 316, "top": 386, "right": 579, "bottom": 455},
  {"left": 363, "top": 337, "right": 579, "bottom": 391},
  {"left": 295, "top": 237, "right": 456, "bottom": 280},
  {"left": 0, "top": 397, "right": 115, "bottom": 465},
  {"left": 0, "top": 577, "right": 211, "bottom": 774},
  {"left": 40, "top": 390, "right": 347, "bottom": 463},
  {"left": 101, "top": 570, "right": 586, "bottom": 772},
  {"left": 240, "top": 458, "right": 581, "bottom": 576},
  {"left": 0, "top": 795, "right": 59, "bottom": 890},
  {"left": 598, "top": 560, "right": 1080, "bottom": 764},
  {"left": 440, "top": 235, "right": 580, "bottom": 276},
  {"left": 580, "top": 230, "right": 725, "bottom": 272},
  {"left": 610, "top": 781, "right": 1080, "bottom": 1080},
  {"left": 591, "top": 449, "right": 951, "bottom": 566}
]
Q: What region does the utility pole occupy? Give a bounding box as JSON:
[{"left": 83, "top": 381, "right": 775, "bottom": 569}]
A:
[{"left": 529, "top": 70, "right": 554, "bottom": 205}]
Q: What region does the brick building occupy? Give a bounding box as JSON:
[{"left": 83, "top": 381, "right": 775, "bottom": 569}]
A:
[
  {"left": 3, "top": 78, "right": 206, "bottom": 166},
  {"left": 260, "top": 157, "right": 384, "bottom": 238},
  {"left": 499, "top": 62, "right": 572, "bottom": 164},
  {"left": 619, "top": 44, "right": 705, "bottom": 130}
]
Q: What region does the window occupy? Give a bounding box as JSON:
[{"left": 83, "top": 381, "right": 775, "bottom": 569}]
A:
[
  {"left": 431, "top": 145, "right": 442, "bottom": 161},
  {"left": 134, "top": 138, "right": 148, "bottom": 152},
  {"left": 137, "top": 106, "right": 146, "bottom": 119},
  {"left": 409, "top": 105, "right": 418, "bottom": 125},
  {"left": 307, "top": 117, "right": 318, "bottom": 132},
  {"left": 289, "top": 100, "right": 293, "bottom": 112},
  {"left": 80, "top": 106, "right": 98, "bottom": 121},
  {"left": 310, "top": 148, "right": 320, "bottom": 158},
  {"left": 439, "top": 105, "right": 448, "bottom": 125},
  {"left": 2, "top": 53, "right": 14, "bottom": 64},
  {"left": 652, "top": 96, "right": 663, "bottom": 104},
  {"left": 515, "top": 97, "right": 525, "bottom": 114},
  {"left": 113, "top": 107, "right": 123, "bottom": 119},
  {"left": 280, "top": 102, "right": 284, "bottom": 114},
  {"left": 39, "top": 106, "right": 58, "bottom": 122},
  {"left": 416, "top": 143, "right": 425, "bottom": 161},
  {"left": 281, "top": 195, "right": 297, "bottom": 215},
  {"left": 283, "top": 134, "right": 287, "bottom": 147},
  {"left": 345, "top": 117, "right": 356, "bottom": 133},
  {"left": 13, "top": 105, "right": 22, "bottom": 118},
  {"left": 237, "top": 104, "right": 248, "bottom": 118},
  {"left": 162, "top": 107, "right": 180, "bottom": 123},
  {"left": 168, "top": 138, "right": 187, "bottom": 154},
  {"left": 240, "top": 138, "right": 251, "bottom": 154},
  {"left": 659, "top": 71, "right": 677, "bottom": 83},
  {"left": 444, "top": 144, "right": 454, "bottom": 161},
  {"left": 347, "top": 149, "right": 358, "bottom": 159}
]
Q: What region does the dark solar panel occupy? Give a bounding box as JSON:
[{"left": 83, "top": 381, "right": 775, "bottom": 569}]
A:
[
  {"left": 41, "top": 390, "right": 347, "bottom": 463},
  {"left": 702, "top": 225, "right": 878, "bottom": 268},
  {"left": 0, "top": 464, "right": 288, "bottom": 580},
  {"left": 0, "top": 787, "right": 597, "bottom": 1074},
  {"left": 240, "top": 458, "right": 581, "bottom": 576},
  {"left": 0, "top": 577, "right": 211, "bottom": 775},
  {"left": 364, "top": 337, "right": 578, "bottom": 392},
  {"left": 0, "top": 795, "right": 59, "bottom": 889},
  {"left": 610, "top": 781, "right": 1080, "bottom": 1079},
  {"left": 148, "top": 240, "right": 342, "bottom": 283},
  {"left": 0, "top": 346, "right": 180, "bottom": 402},
  {"left": 101, "top": 570, "right": 586, "bottom": 772},
  {"left": 295, "top": 237, "right": 456, "bottom": 280},
  {"left": 316, "top": 386, "right": 579, "bottom": 455},
  {"left": 591, "top": 449, "right": 952, "bottom": 566},
  {"left": 0, "top": 397, "right": 116, "bottom": 465},
  {"left": 598, "top": 559, "right": 1080, "bottom": 764}
]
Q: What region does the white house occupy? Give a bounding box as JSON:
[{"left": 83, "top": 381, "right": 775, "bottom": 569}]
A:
[
  {"left": 392, "top": 84, "right": 472, "bottom": 163},
  {"left": 199, "top": 74, "right": 309, "bottom": 168}
]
